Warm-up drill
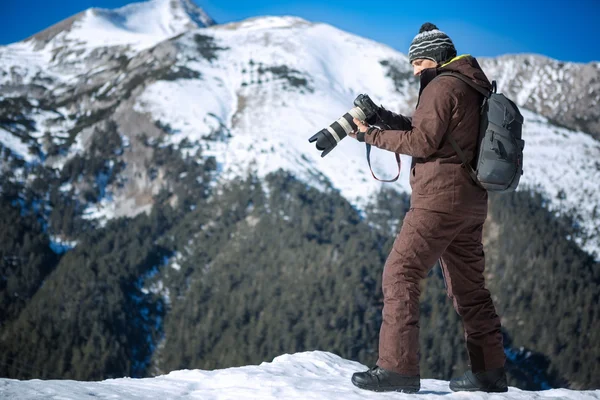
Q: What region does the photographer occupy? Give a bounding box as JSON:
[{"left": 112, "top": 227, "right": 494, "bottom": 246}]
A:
[{"left": 349, "top": 23, "right": 508, "bottom": 393}]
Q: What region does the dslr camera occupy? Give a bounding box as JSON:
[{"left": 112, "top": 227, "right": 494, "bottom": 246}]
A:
[{"left": 308, "top": 94, "right": 379, "bottom": 157}]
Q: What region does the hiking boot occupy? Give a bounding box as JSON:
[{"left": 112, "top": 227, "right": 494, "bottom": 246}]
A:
[
  {"left": 449, "top": 367, "right": 508, "bottom": 392},
  {"left": 351, "top": 366, "right": 420, "bottom": 393}
]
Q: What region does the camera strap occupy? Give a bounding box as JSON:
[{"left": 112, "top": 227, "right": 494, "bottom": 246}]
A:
[{"left": 366, "top": 144, "right": 401, "bottom": 183}]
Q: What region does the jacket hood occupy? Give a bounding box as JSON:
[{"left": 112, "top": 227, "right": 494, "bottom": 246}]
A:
[{"left": 438, "top": 54, "right": 492, "bottom": 91}]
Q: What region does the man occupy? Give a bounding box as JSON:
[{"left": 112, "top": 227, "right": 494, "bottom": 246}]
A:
[{"left": 348, "top": 23, "right": 508, "bottom": 393}]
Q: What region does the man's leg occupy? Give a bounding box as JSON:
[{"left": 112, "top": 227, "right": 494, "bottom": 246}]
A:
[
  {"left": 439, "top": 215, "right": 506, "bottom": 373},
  {"left": 376, "top": 208, "right": 466, "bottom": 376}
]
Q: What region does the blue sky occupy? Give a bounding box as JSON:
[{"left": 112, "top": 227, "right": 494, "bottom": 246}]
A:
[{"left": 1, "top": 0, "right": 599, "bottom": 63}]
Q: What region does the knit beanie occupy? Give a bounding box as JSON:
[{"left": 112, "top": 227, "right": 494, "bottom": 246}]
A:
[{"left": 408, "top": 22, "right": 457, "bottom": 65}]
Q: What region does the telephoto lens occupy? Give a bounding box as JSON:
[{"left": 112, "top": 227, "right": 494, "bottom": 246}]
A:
[{"left": 308, "top": 94, "right": 379, "bottom": 157}]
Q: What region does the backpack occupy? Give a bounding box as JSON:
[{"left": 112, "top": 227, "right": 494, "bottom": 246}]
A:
[{"left": 438, "top": 72, "right": 525, "bottom": 192}]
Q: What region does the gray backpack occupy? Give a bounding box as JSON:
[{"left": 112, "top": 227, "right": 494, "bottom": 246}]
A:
[{"left": 438, "top": 72, "right": 525, "bottom": 192}]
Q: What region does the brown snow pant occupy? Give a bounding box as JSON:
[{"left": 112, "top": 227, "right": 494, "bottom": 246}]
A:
[{"left": 376, "top": 208, "right": 506, "bottom": 376}]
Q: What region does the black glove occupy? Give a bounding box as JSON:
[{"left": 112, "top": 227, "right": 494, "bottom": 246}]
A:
[
  {"left": 356, "top": 126, "right": 378, "bottom": 142},
  {"left": 353, "top": 94, "right": 380, "bottom": 124}
]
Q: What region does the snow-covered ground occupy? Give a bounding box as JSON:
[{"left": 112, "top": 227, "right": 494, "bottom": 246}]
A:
[{"left": 1, "top": 351, "right": 599, "bottom": 399}]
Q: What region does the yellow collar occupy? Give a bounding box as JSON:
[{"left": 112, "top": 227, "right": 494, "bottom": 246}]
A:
[{"left": 441, "top": 54, "right": 471, "bottom": 67}]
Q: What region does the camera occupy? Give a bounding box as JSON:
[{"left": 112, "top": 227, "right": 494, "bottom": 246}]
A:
[{"left": 308, "top": 94, "right": 379, "bottom": 157}]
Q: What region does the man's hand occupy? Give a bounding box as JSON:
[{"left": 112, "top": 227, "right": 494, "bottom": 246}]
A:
[
  {"left": 348, "top": 118, "right": 369, "bottom": 140},
  {"left": 353, "top": 118, "right": 369, "bottom": 133}
]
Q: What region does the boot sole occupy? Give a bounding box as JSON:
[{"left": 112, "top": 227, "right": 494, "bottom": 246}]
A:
[
  {"left": 450, "top": 386, "right": 508, "bottom": 393},
  {"left": 353, "top": 381, "right": 420, "bottom": 393}
]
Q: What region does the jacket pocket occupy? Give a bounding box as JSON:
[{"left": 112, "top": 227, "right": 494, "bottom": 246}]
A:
[{"left": 412, "top": 161, "right": 455, "bottom": 195}]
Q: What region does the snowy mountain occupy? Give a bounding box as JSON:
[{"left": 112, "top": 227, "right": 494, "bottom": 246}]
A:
[
  {"left": 27, "top": 0, "right": 214, "bottom": 53},
  {"left": 479, "top": 55, "right": 600, "bottom": 140},
  {"left": 1, "top": 0, "right": 599, "bottom": 258},
  {"left": 0, "top": 0, "right": 214, "bottom": 87},
  {"left": 1, "top": 351, "right": 599, "bottom": 399}
]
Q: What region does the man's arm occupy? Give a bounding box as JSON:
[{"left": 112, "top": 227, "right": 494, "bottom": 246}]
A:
[
  {"left": 376, "top": 107, "right": 412, "bottom": 131},
  {"left": 365, "top": 79, "right": 455, "bottom": 158}
]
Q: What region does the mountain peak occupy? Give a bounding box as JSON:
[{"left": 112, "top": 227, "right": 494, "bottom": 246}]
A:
[
  {"left": 25, "top": 0, "right": 215, "bottom": 51},
  {"left": 171, "top": 0, "right": 216, "bottom": 28},
  {"left": 91, "top": 0, "right": 216, "bottom": 34}
]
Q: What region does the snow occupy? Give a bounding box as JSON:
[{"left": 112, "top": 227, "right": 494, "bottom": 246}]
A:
[
  {"left": 46, "top": 0, "right": 212, "bottom": 54},
  {"left": 170, "top": 251, "right": 183, "bottom": 271},
  {"left": 1, "top": 351, "right": 598, "bottom": 399},
  {"left": 73, "top": 5, "right": 180, "bottom": 52},
  {"left": 229, "top": 15, "right": 311, "bottom": 31},
  {"left": 0, "top": 41, "right": 55, "bottom": 86},
  {"left": 81, "top": 197, "right": 118, "bottom": 224},
  {"left": 59, "top": 182, "right": 73, "bottom": 193},
  {"left": 48, "top": 235, "right": 77, "bottom": 254},
  {"left": 0, "top": 127, "right": 34, "bottom": 162}
]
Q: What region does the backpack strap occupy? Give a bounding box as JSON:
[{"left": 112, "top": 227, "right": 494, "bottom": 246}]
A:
[
  {"left": 437, "top": 72, "right": 491, "bottom": 98},
  {"left": 446, "top": 136, "right": 483, "bottom": 189},
  {"left": 437, "top": 72, "right": 490, "bottom": 189},
  {"left": 438, "top": 72, "right": 491, "bottom": 116}
]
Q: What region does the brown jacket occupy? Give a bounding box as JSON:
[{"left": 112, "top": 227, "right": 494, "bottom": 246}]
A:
[{"left": 365, "top": 55, "right": 492, "bottom": 215}]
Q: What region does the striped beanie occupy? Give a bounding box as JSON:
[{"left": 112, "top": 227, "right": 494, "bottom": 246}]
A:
[{"left": 408, "top": 22, "right": 457, "bottom": 65}]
